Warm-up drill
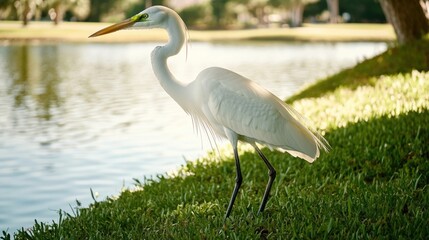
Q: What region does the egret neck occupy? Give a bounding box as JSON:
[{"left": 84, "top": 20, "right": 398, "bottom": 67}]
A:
[{"left": 150, "top": 15, "right": 189, "bottom": 112}]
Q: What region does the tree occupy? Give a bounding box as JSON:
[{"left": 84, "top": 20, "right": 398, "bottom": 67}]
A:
[
  {"left": 0, "top": 0, "right": 14, "bottom": 20},
  {"left": 326, "top": 0, "right": 338, "bottom": 23},
  {"left": 45, "top": 0, "right": 90, "bottom": 25},
  {"left": 379, "top": 0, "right": 429, "bottom": 44},
  {"left": 210, "top": 0, "right": 228, "bottom": 28},
  {"left": 179, "top": 4, "right": 210, "bottom": 28},
  {"left": 126, "top": 0, "right": 165, "bottom": 19},
  {"left": 12, "top": 0, "right": 37, "bottom": 26},
  {"left": 305, "top": 0, "right": 386, "bottom": 23},
  {"left": 270, "top": 0, "right": 318, "bottom": 27},
  {"left": 86, "top": 0, "right": 118, "bottom": 22},
  {"left": 22, "top": 0, "right": 31, "bottom": 25}
]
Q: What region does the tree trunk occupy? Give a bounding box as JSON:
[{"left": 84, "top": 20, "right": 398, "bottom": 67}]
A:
[
  {"left": 326, "top": 0, "right": 339, "bottom": 23},
  {"left": 22, "top": 0, "right": 31, "bottom": 26},
  {"left": 53, "top": 4, "right": 64, "bottom": 25},
  {"left": 379, "top": 0, "right": 429, "bottom": 44},
  {"left": 290, "top": 3, "right": 304, "bottom": 27}
]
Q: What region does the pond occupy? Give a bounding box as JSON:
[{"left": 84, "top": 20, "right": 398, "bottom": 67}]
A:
[{"left": 0, "top": 41, "right": 387, "bottom": 232}]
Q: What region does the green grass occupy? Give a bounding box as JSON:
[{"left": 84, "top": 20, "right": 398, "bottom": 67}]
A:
[{"left": 3, "top": 38, "right": 429, "bottom": 239}]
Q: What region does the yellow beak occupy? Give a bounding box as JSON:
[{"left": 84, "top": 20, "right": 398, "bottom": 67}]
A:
[{"left": 89, "top": 18, "right": 137, "bottom": 38}]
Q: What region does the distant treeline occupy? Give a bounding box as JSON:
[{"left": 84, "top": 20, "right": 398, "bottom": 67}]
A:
[{"left": 0, "top": 0, "right": 385, "bottom": 28}]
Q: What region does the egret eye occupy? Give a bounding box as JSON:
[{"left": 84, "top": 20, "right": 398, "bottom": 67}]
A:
[{"left": 140, "top": 13, "right": 149, "bottom": 21}]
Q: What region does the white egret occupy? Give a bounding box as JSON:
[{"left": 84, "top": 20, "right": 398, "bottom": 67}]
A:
[{"left": 89, "top": 6, "right": 329, "bottom": 218}]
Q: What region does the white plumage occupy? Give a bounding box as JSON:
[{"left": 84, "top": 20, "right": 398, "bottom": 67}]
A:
[
  {"left": 89, "top": 5, "right": 329, "bottom": 218},
  {"left": 194, "top": 67, "right": 327, "bottom": 162}
]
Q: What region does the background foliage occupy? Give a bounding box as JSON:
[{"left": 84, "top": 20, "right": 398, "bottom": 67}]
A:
[{"left": 0, "top": 0, "right": 387, "bottom": 28}]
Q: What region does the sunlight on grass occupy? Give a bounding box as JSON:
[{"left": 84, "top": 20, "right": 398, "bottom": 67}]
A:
[{"left": 294, "top": 70, "right": 429, "bottom": 131}]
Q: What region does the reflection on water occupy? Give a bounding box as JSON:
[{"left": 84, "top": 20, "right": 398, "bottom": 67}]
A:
[
  {"left": 6, "top": 45, "right": 62, "bottom": 120},
  {"left": 0, "top": 41, "right": 386, "bottom": 231}
]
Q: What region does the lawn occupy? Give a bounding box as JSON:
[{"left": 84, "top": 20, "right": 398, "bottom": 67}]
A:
[
  {"left": 0, "top": 21, "right": 395, "bottom": 43},
  {"left": 2, "top": 31, "right": 428, "bottom": 239}
]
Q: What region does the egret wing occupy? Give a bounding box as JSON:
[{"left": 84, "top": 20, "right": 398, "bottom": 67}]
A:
[{"left": 199, "top": 67, "right": 325, "bottom": 162}]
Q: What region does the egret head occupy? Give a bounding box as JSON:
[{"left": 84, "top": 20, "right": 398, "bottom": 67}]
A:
[{"left": 89, "top": 6, "right": 172, "bottom": 38}]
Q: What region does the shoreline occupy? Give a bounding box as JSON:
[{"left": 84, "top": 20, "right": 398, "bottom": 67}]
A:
[{"left": 0, "top": 21, "right": 395, "bottom": 43}]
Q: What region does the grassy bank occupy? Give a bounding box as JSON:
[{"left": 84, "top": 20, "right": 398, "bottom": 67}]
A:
[
  {"left": 0, "top": 21, "right": 395, "bottom": 43},
  {"left": 3, "top": 40, "right": 429, "bottom": 239}
]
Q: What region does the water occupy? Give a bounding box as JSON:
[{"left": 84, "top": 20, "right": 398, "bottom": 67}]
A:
[{"left": 0, "top": 41, "right": 386, "bottom": 232}]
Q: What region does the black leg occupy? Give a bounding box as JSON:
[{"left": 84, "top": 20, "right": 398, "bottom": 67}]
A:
[
  {"left": 254, "top": 145, "right": 276, "bottom": 214},
  {"left": 225, "top": 147, "right": 243, "bottom": 219}
]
